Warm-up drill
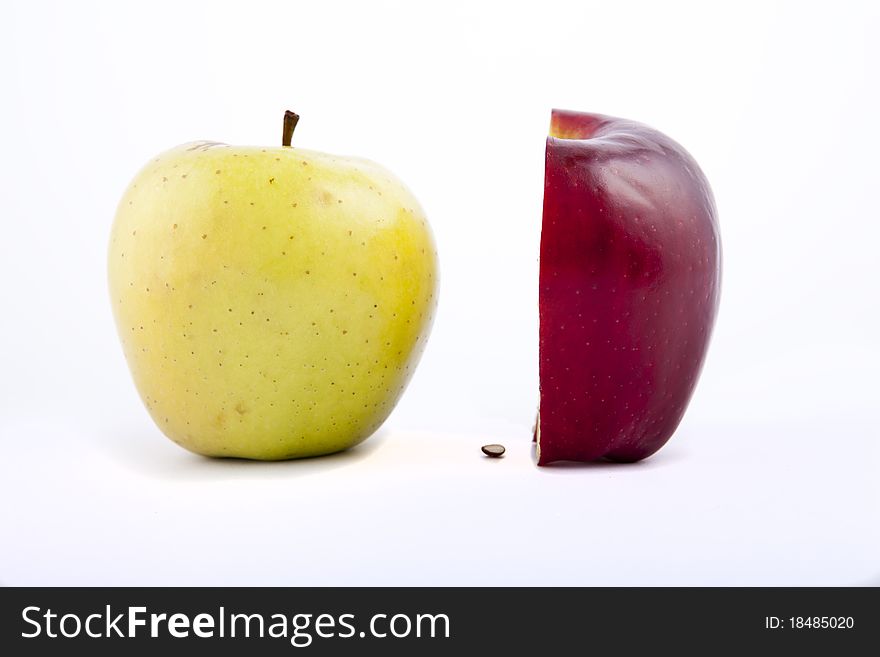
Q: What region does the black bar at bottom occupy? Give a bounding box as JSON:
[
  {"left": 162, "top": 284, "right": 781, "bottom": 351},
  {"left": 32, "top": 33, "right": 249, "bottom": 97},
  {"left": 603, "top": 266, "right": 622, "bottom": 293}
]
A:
[{"left": 1, "top": 587, "right": 875, "bottom": 654}]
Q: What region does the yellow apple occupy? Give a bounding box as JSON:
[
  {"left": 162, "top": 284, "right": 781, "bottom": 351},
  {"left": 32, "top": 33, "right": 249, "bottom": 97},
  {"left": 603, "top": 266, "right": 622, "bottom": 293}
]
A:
[{"left": 108, "top": 112, "right": 438, "bottom": 459}]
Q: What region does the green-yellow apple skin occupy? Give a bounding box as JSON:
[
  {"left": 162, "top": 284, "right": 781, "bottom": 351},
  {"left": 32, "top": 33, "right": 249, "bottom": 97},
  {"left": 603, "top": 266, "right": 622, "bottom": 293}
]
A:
[{"left": 109, "top": 141, "right": 437, "bottom": 459}]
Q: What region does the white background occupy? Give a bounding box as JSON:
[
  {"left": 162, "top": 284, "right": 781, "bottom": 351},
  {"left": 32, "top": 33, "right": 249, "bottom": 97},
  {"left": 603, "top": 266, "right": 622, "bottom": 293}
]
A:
[{"left": 1, "top": 0, "right": 878, "bottom": 585}]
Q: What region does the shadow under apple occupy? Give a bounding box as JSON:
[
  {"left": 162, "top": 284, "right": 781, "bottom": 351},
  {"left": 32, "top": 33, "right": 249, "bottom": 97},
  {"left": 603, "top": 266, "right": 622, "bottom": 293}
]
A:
[
  {"left": 95, "top": 423, "right": 390, "bottom": 482},
  {"left": 531, "top": 441, "right": 685, "bottom": 471}
]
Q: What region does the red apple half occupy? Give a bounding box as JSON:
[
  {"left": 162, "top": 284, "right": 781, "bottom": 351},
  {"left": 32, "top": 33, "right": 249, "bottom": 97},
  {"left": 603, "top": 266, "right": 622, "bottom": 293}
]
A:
[{"left": 537, "top": 110, "right": 721, "bottom": 465}]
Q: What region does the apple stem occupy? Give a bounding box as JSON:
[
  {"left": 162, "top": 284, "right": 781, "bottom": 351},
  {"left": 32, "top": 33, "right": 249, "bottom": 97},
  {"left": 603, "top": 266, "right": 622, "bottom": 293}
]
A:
[{"left": 282, "top": 111, "right": 299, "bottom": 147}]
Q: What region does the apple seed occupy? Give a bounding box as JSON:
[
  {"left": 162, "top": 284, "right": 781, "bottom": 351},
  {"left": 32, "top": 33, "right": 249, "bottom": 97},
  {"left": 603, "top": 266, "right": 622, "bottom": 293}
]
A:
[{"left": 481, "top": 444, "right": 505, "bottom": 458}]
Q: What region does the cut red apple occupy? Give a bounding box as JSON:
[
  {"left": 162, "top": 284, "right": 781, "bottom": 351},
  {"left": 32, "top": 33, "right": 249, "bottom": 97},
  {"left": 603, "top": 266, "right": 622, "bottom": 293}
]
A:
[{"left": 537, "top": 110, "right": 721, "bottom": 465}]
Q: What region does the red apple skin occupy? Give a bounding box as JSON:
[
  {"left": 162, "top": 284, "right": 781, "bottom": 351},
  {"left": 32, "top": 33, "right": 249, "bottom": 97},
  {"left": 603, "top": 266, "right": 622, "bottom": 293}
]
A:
[{"left": 538, "top": 110, "right": 720, "bottom": 465}]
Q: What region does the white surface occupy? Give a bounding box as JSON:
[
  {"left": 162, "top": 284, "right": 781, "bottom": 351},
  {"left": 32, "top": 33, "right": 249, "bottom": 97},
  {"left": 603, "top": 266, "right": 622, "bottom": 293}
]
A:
[{"left": 1, "top": 0, "right": 878, "bottom": 585}]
